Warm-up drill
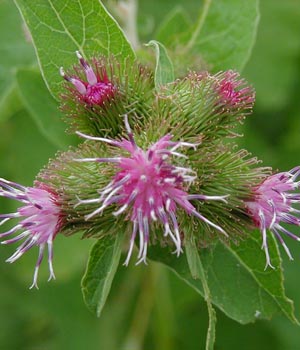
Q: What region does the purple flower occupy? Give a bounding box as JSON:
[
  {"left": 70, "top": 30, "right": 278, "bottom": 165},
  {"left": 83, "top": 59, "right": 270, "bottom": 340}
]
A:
[
  {"left": 0, "top": 179, "right": 63, "bottom": 288},
  {"left": 245, "top": 167, "right": 300, "bottom": 268},
  {"left": 216, "top": 70, "right": 255, "bottom": 108},
  {"left": 60, "top": 51, "right": 115, "bottom": 106},
  {"left": 75, "top": 116, "right": 228, "bottom": 265}
]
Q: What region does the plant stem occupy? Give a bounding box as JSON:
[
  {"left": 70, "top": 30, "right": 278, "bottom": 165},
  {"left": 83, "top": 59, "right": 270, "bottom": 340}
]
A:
[
  {"left": 185, "top": 0, "right": 212, "bottom": 51},
  {"left": 185, "top": 237, "right": 217, "bottom": 350}
]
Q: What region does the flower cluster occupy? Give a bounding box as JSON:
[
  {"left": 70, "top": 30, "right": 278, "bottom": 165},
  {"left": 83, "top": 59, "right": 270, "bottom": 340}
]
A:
[
  {"left": 75, "top": 116, "right": 228, "bottom": 264},
  {"left": 1, "top": 52, "right": 299, "bottom": 288}
]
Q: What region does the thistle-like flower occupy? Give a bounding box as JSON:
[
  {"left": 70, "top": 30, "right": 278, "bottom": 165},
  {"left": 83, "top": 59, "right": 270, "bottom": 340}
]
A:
[
  {"left": 75, "top": 116, "right": 228, "bottom": 265},
  {"left": 245, "top": 166, "right": 300, "bottom": 268},
  {"left": 214, "top": 70, "right": 255, "bottom": 110},
  {"left": 155, "top": 70, "right": 255, "bottom": 142},
  {"left": 60, "top": 51, "right": 115, "bottom": 106},
  {"left": 0, "top": 179, "right": 63, "bottom": 288},
  {"left": 59, "top": 53, "right": 154, "bottom": 138}
]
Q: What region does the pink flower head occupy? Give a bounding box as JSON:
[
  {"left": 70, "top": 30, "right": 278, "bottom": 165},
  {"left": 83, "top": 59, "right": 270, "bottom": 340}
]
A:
[
  {"left": 75, "top": 116, "right": 228, "bottom": 265},
  {"left": 60, "top": 51, "right": 115, "bottom": 105},
  {"left": 245, "top": 167, "right": 300, "bottom": 268},
  {"left": 216, "top": 70, "right": 255, "bottom": 108},
  {"left": 0, "top": 179, "right": 63, "bottom": 288}
]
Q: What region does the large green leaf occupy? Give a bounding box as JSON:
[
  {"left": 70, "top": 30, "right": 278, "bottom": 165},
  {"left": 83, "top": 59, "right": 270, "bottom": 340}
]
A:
[
  {"left": 155, "top": 6, "right": 192, "bottom": 49},
  {"left": 185, "top": 0, "right": 259, "bottom": 72},
  {"left": 0, "top": 109, "right": 57, "bottom": 184},
  {"left": 0, "top": 84, "right": 23, "bottom": 123},
  {"left": 81, "top": 233, "right": 124, "bottom": 317},
  {"left": 148, "top": 229, "right": 297, "bottom": 325},
  {"left": 16, "top": 68, "right": 76, "bottom": 149},
  {"left": 0, "top": 0, "right": 35, "bottom": 120},
  {"left": 14, "top": 0, "right": 135, "bottom": 99},
  {"left": 137, "top": 0, "right": 199, "bottom": 41},
  {"left": 244, "top": 0, "right": 300, "bottom": 110}
]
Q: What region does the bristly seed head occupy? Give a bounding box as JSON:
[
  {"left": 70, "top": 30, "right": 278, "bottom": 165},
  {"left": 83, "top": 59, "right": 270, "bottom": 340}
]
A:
[
  {"left": 60, "top": 51, "right": 115, "bottom": 106},
  {"left": 75, "top": 115, "right": 228, "bottom": 265},
  {"left": 0, "top": 179, "right": 63, "bottom": 289},
  {"left": 245, "top": 166, "right": 300, "bottom": 269}
]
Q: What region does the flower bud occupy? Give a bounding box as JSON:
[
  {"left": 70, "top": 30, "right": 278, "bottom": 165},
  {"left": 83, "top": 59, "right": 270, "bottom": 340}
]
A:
[{"left": 59, "top": 53, "right": 154, "bottom": 137}]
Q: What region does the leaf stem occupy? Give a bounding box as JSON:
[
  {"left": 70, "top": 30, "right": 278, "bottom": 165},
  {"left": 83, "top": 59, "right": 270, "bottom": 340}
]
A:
[
  {"left": 185, "top": 237, "right": 216, "bottom": 350},
  {"left": 185, "top": 0, "right": 212, "bottom": 51}
]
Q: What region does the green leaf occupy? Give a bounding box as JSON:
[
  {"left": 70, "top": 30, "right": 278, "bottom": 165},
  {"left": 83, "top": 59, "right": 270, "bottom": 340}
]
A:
[
  {"left": 0, "top": 0, "right": 35, "bottom": 119},
  {"left": 244, "top": 0, "right": 300, "bottom": 110},
  {"left": 146, "top": 40, "right": 174, "bottom": 87},
  {"left": 185, "top": 0, "right": 259, "bottom": 72},
  {"left": 16, "top": 68, "right": 76, "bottom": 149},
  {"left": 155, "top": 6, "right": 192, "bottom": 48},
  {"left": 148, "top": 229, "right": 298, "bottom": 325},
  {"left": 14, "top": 0, "right": 135, "bottom": 99},
  {"left": 0, "top": 109, "right": 58, "bottom": 185},
  {"left": 81, "top": 233, "right": 124, "bottom": 317},
  {"left": 185, "top": 237, "right": 216, "bottom": 350},
  {"left": 137, "top": 0, "right": 199, "bottom": 41},
  {"left": 0, "top": 83, "right": 23, "bottom": 123}
]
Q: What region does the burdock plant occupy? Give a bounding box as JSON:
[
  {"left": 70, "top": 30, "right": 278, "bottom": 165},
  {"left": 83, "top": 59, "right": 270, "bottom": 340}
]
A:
[{"left": 2, "top": 1, "right": 299, "bottom": 349}]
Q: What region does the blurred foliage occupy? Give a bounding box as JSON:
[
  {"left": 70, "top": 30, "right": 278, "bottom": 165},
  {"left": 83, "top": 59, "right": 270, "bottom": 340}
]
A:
[{"left": 1, "top": 0, "right": 300, "bottom": 349}]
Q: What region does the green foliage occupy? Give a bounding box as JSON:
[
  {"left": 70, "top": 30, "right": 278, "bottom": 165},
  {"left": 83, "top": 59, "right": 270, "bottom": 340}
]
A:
[
  {"left": 16, "top": 68, "right": 76, "bottom": 149},
  {"left": 14, "top": 0, "right": 135, "bottom": 98},
  {"left": 148, "top": 229, "right": 297, "bottom": 324},
  {"left": 185, "top": 236, "right": 216, "bottom": 350},
  {"left": 244, "top": 0, "right": 300, "bottom": 110},
  {"left": 185, "top": 0, "right": 259, "bottom": 72},
  {"left": 137, "top": 0, "right": 199, "bottom": 41},
  {"left": 0, "top": 109, "right": 57, "bottom": 185},
  {"left": 155, "top": 7, "right": 192, "bottom": 49},
  {"left": 82, "top": 233, "right": 124, "bottom": 316},
  {"left": 0, "top": 0, "right": 35, "bottom": 120},
  {"left": 147, "top": 0, "right": 259, "bottom": 74}
]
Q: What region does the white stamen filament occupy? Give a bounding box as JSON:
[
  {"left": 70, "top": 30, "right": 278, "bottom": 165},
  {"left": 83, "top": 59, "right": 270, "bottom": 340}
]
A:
[
  {"left": 47, "top": 240, "right": 56, "bottom": 282},
  {"left": 75, "top": 131, "right": 118, "bottom": 145},
  {"left": 166, "top": 198, "right": 171, "bottom": 212},
  {"left": 258, "top": 210, "right": 275, "bottom": 270},
  {"left": 29, "top": 243, "right": 46, "bottom": 290},
  {"left": 164, "top": 177, "right": 176, "bottom": 183},
  {"left": 123, "top": 221, "right": 138, "bottom": 266},
  {"left": 192, "top": 210, "right": 228, "bottom": 237},
  {"left": 113, "top": 204, "right": 128, "bottom": 216},
  {"left": 1, "top": 230, "right": 30, "bottom": 245},
  {"left": 273, "top": 228, "right": 293, "bottom": 261},
  {"left": 74, "top": 157, "right": 121, "bottom": 163},
  {"left": 187, "top": 194, "right": 229, "bottom": 203},
  {"left": 150, "top": 210, "right": 157, "bottom": 221},
  {"left": 0, "top": 217, "right": 11, "bottom": 227},
  {"left": 74, "top": 196, "right": 102, "bottom": 208}
]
